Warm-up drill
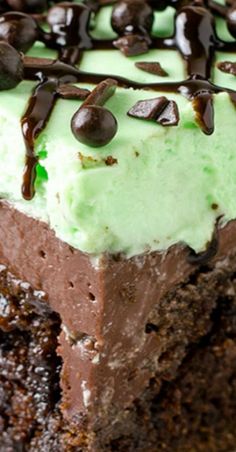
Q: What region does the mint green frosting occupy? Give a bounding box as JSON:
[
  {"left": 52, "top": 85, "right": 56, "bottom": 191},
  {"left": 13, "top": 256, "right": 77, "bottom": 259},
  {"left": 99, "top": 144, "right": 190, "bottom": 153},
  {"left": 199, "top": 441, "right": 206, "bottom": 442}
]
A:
[{"left": 0, "top": 6, "right": 236, "bottom": 256}]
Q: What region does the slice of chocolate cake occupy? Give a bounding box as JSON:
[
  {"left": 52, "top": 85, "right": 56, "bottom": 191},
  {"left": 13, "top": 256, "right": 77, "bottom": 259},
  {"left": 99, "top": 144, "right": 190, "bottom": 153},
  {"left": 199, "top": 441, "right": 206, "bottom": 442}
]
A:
[{"left": 1, "top": 0, "right": 236, "bottom": 450}]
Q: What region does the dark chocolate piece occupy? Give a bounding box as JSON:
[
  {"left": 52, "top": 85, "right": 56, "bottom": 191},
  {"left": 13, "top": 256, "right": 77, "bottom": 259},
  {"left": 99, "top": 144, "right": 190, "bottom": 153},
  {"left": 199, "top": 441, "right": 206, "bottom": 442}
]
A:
[
  {"left": 128, "top": 97, "right": 170, "bottom": 120},
  {"left": 0, "top": 40, "right": 23, "bottom": 89},
  {"left": 114, "top": 33, "right": 150, "bottom": 56},
  {"left": 71, "top": 78, "right": 118, "bottom": 147},
  {"left": 71, "top": 105, "right": 118, "bottom": 147},
  {"left": 135, "top": 61, "right": 168, "bottom": 76},
  {"left": 217, "top": 60, "right": 236, "bottom": 75},
  {"left": 82, "top": 77, "right": 118, "bottom": 107},
  {"left": 57, "top": 84, "right": 90, "bottom": 100},
  {"left": 128, "top": 96, "right": 179, "bottom": 126},
  {"left": 157, "top": 99, "right": 179, "bottom": 126}
]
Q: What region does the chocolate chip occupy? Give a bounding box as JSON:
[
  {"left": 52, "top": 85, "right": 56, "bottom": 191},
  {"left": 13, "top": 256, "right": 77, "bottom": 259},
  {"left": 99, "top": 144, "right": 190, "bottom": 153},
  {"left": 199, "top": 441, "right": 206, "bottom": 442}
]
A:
[
  {"left": 57, "top": 84, "right": 90, "bottom": 100},
  {"left": 128, "top": 96, "right": 179, "bottom": 126},
  {"left": 135, "top": 61, "right": 168, "bottom": 76},
  {"left": 217, "top": 60, "right": 236, "bottom": 76},
  {"left": 0, "top": 40, "right": 23, "bottom": 90},
  {"left": 71, "top": 79, "right": 118, "bottom": 147},
  {"left": 71, "top": 105, "right": 118, "bottom": 147},
  {"left": 111, "top": 0, "right": 154, "bottom": 35},
  {"left": 114, "top": 34, "right": 149, "bottom": 56},
  {"left": 0, "top": 12, "right": 38, "bottom": 52}
]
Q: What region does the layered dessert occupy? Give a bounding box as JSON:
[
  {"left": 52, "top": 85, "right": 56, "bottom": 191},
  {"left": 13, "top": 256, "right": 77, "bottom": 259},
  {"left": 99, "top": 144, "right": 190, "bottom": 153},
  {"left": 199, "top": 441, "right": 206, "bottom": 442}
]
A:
[{"left": 1, "top": 0, "right": 236, "bottom": 450}]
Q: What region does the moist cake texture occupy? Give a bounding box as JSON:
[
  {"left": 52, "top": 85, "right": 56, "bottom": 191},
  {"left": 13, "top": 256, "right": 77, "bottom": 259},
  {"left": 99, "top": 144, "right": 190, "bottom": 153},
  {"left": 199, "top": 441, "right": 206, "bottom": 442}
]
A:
[{"left": 1, "top": 0, "right": 236, "bottom": 451}]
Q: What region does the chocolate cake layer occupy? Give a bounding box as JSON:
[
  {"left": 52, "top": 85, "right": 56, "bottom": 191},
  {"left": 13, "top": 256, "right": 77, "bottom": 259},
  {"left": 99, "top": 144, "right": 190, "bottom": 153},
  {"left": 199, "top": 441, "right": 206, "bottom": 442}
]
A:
[
  {"left": 1, "top": 221, "right": 236, "bottom": 450},
  {"left": 1, "top": 200, "right": 236, "bottom": 448}
]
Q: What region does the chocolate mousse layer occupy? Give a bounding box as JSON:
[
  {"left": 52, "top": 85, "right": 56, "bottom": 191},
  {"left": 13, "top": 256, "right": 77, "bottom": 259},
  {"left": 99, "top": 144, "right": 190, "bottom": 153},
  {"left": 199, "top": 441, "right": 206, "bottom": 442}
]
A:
[{"left": 1, "top": 200, "right": 236, "bottom": 451}]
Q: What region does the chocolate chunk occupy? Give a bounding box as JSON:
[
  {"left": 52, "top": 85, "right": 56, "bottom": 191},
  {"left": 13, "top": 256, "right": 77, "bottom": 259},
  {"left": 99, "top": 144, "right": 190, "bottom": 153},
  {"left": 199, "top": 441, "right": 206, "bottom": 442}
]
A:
[
  {"left": 217, "top": 61, "right": 236, "bottom": 76},
  {"left": 113, "top": 34, "right": 149, "bottom": 56},
  {"left": 111, "top": 0, "right": 154, "bottom": 35},
  {"left": 128, "top": 96, "right": 168, "bottom": 120},
  {"left": 71, "top": 105, "right": 118, "bottom": 148},
  {"left": 0, "top": 12, "right": 38, "bottom": 52},
  {"left": 157, "top": 100, "right": 180, "bottom": 126},
  {"left": 0, "top": 41, "right": 24, "bottom": 90},
  {"left": 57, "top": 85, "right": 90, "bottom": 100},
  {"left": 135, "top": 61, "right": 168, "bottom": 76},
  {"left": 83, "top": 78, "right": 118, "bottom": 108},
  {"left": 128, "top": 96, "right": 179, "bottom": 126}
]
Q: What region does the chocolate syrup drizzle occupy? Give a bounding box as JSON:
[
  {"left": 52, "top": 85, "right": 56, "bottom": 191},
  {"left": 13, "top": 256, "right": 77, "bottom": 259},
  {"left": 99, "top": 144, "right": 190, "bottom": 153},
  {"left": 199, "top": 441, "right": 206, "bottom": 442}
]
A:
[{"left": 3, "top": 0, "right": 235, "bottom": 200}]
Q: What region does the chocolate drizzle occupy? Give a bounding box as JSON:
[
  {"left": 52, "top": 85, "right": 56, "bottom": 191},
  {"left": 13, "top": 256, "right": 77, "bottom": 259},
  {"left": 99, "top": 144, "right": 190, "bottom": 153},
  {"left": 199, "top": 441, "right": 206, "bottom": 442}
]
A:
[
  {"left": 21, "top": 79, "right": 58, "bottom": 200},
  {"left": 0, "top": 0, "right": 235, "bottom": 200}
]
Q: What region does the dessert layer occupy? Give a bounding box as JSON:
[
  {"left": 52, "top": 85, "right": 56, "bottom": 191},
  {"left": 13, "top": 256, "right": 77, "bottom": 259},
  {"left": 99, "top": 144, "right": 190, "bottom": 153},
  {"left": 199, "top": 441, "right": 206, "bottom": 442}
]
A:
[
  {"left": 1, "top": 200, "right": 236, "bottom": 430},
  {"left": 1, "top": 202, "right": 236, "bottom": 450},
  {"left": 1, "top": 4, "right": 236, "bottom": 256}
]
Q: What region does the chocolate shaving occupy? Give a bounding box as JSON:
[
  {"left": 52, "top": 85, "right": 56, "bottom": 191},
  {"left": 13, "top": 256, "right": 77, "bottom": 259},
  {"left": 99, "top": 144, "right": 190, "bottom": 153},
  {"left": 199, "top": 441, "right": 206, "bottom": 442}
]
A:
[
  {"left": 187, "top": 230, "right": 219, "bottom": 265},
  {"left": 135, "top": 61, "right": 168, "bottom": 77},
  {"left": 113, "top": 34, "right": 149, "bottom": 57},
  {"left": 57, "top": 85, "right": 90, "bottom": 100},
  {"left": 217, "top": 61, "right": 236, "bottom": 75},
  {"left": 128, "top": 96, "right": 179, "bottom": 126}
]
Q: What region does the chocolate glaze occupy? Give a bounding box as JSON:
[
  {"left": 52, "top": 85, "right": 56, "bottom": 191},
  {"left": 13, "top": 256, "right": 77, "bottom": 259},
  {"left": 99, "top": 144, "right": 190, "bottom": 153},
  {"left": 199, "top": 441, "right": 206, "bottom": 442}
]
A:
[{"left": 1, "top": 0, "right": 236, "bottom": 201}]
